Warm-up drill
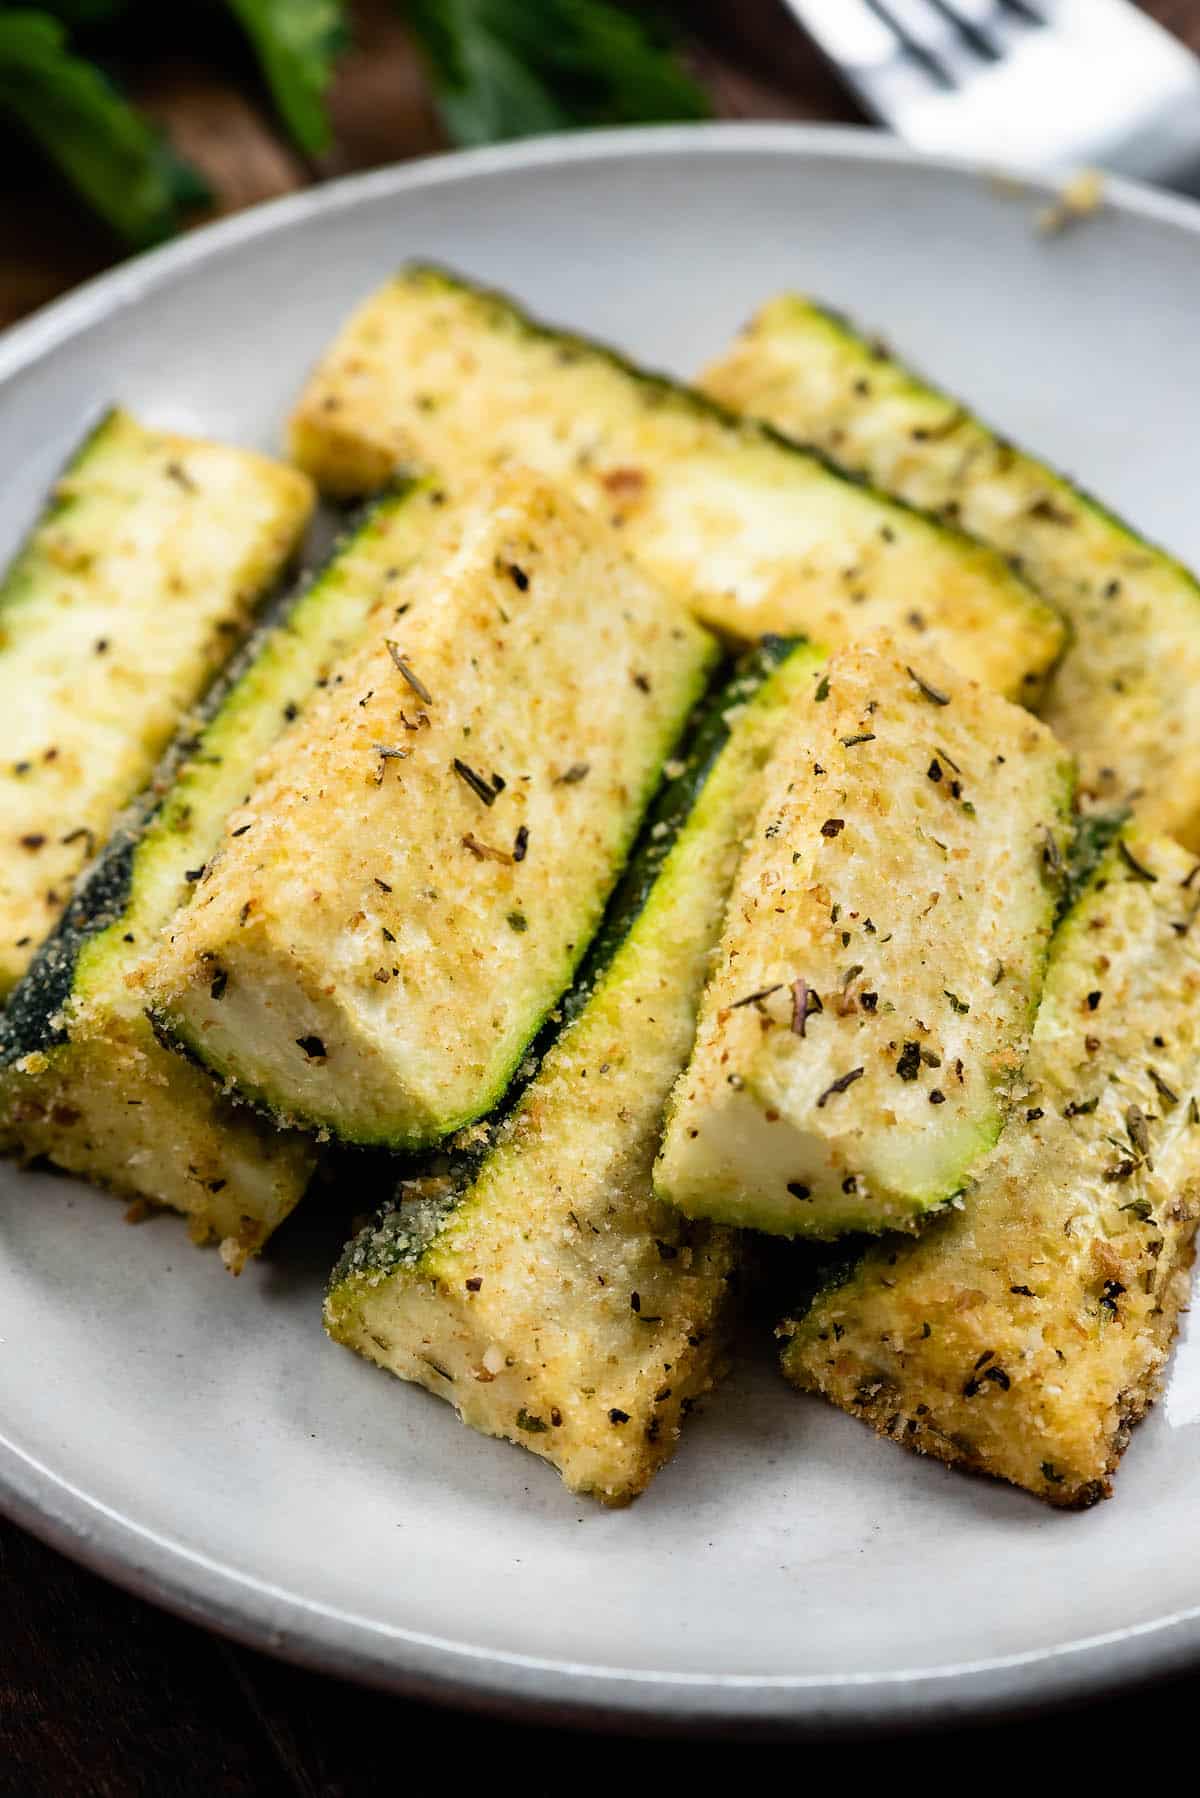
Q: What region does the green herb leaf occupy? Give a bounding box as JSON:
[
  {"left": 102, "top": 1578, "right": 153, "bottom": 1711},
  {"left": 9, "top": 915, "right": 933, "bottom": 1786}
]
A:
[
  {"left": 1057, "top": 811, "right": 1125, "bottom": 922},
  {"left": 403, "top": 0, "right": 709, "bottom": 148},
  {"left": 0, "top": 9, "right": 207, "bottom": 246},
  {"left": 224, "top": 0, "right": 348, "bottom": 155}
]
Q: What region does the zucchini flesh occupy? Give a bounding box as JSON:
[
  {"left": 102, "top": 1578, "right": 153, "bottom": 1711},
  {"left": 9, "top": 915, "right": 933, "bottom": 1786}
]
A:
[
  {"left": 654, "top": 642, "right": 1073, "bottom": 1238},
  {"left": 702, "top": 295, "right": 1200, "bottom": 848},
  {"left": 0, "top": 408, "right": 313, "bottom": 994},
  {"left": 288, "top": 265, "right": 1064, "bottom": 702},
  {"left": 325, "top": 640, "right": 823, "bottom": 1504},
  {"left": 781, "top": 833, "right": 1200, "bottom": 1506},
  {"left": 149, "top": 471, "right": 717, "bottom": 1150},
  {"left": 0, "top": 483, "right": 449, "bottom": 1267}
]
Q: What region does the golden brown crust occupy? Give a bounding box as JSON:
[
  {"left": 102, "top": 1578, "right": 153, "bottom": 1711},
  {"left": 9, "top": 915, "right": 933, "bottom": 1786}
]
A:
[
  {"left": 783, "top": 832, "right": 1200, "bottom": 1505},
  {"left": 703, "top": 295, "right": 1200, "bottom": 849},
  {"left": 150, "top": 470, "right": 713, "bottom": 1147},
  {"left": 0, "top": 411, "right": 312, "bottom": 991},
  {"left": 3, "top": 1010, "right": 314, "bottom": 1260},
  {"left": 288, "top": 267, "right": 1063, "bottom": 696},
  {"left": 656, "top": 640, "right": 1071, "bottom": 1236},
  {"left": 325, "top": 647, "right": 819, "bottom": 1500},
  {"left": 792, "top": 1251, "right": 1193, "bottom": 1509}
]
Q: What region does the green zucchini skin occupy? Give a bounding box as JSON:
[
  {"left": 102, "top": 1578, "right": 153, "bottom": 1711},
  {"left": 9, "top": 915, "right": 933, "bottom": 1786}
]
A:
[
  {"left": 653, "top": 641, "right": 1074, "bottom": 1239},
  {"left": 331, "top": 635, "right": 805, "bottom": 1236},
  {"left": 702, "top": 294, "right": 1200, "bottom": 849},
  {"left": 0, "top": 407, "right": 116, "bottom": 628},
  {"left": 0, "top": 816, "right": 137, "bottom": 1069},
  {"left": 565, "top": 636, "right": 806, "bottom": 1026},
  {"left": 1, "top": 489, "right": 415, "bottom": 1071},
  {"left": 326, "top": 638, "right": 822, "bottom": 1503},
  {"left": 0, "top": 485, "right": 446, "bottom": 1264},
  {"left": 288, "top": 264, "right": 1064, "bottom": 703},
  {"left": 778, "top": 810, "right": 1131, "bottom": 1317},
  {"left": 780, "top": 829, "right": 1200, "bottom": 1507},
  {"left": 1, "top": 582, "right": 287, "bottom": 1073},
  {"left": 0, "top": 408, "right": 314, "bottom": 994},
  {"left": 148, "top": 472, "right": 718, "bottom": 1152}
]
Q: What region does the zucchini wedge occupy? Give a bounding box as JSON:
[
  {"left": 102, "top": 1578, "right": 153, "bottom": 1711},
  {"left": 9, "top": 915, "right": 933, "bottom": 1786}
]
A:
[
  {"left": 0, "top": 482, "right": 450, "bottom": 1268},
  {"left": 702, "top": 295, "right": 1200, "bottom": 847},
  {"left": 0, "top": 408, "right": 313, "bottom": 994},
  {"left": 287, "top": 265, "right": 1064, "bottom": 701},
  {"left": 149, "top": 470, "right": 717, "bottom": 1150},
  {"left": 782, "top": 829, "right": 1200, "bottom": 1507},
  {"left": 654, "top": 641, "right": 1073, "bottom": 1238},
  {"left": 325, "top": 639, "right": 823, "bottom": 1504}
]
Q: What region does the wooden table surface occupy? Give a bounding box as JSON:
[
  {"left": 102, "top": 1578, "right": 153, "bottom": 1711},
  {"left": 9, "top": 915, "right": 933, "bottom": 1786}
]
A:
[{"left": 3, "top": 3, "right": 1200, "bottom": 1788}]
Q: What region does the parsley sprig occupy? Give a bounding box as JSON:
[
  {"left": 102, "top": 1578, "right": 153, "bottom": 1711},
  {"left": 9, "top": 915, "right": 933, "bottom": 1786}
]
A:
[
  {"left": 405, "top": 0, "right": 709, "bottom": 147},
  {"left": 0, "top": 1, "right": 708, "bottom": 249},
  {"left": 0, "top": 8, "right": 208, "bottom": 246}
]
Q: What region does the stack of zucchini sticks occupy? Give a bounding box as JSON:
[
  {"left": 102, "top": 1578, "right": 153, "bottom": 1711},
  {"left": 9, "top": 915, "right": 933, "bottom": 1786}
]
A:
[{"left": 3, "top": 268, "right": 1198, "bottom": 1514}]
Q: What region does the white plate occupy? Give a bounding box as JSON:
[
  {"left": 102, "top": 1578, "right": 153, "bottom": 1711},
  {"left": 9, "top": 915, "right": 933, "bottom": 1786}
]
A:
[{"left": 4, "top": 124, "right": 1200, "bottom": 1736}]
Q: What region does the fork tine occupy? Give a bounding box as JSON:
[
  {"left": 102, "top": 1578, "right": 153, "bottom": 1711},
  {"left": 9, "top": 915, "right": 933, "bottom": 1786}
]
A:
[
  {"left": 783, "top": 0, "right": 1200, "bottom": 190},
  {"left": 862, "top": 0, "right": 956, "bottom": 86},
  {"left": 924, "top": 1, "right": 1002, "bottom": 60}
]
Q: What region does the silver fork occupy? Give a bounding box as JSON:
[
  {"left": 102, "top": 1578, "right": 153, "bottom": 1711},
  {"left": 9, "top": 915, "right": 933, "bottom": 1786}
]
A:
[{"left": 783, "top": 0, "right": 1200, "bottom": 192}]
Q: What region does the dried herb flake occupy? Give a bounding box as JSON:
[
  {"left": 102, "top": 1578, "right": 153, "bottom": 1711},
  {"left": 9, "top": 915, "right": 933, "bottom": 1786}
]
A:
[
  {"left": 1118, "top": 841, "right": 1158, "bottom": 884},
  {"left": 384, "top": 641, "right": 434, "bottom": 704},
  {"left": 906, "top": 665, "right": 951, "bottom": 706},
  {"left": 731, "top": 983, "right": 784, "bottom": 1011},
  {"left": 895, "top": 1041, "right": 922, "bottom": 1081},
  {"left": 816, "top": 1067, "right": 864, "bottom": 1108},
  {"left": 453, "top": 758, "right": 500, "bottom": 806}
]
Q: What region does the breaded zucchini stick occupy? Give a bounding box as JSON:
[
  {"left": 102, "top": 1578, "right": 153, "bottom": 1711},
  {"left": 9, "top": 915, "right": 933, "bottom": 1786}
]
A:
[
  {"left": 655, "top": 641, "right": 1072, "bottom": 1236},
  {"left": 782, "top": 830, "right": 1200, "bottom": 1505},
  {"left": 149, "top": 471, "right": 717, "bottom": 1149},
  {"left": 703, "top": 295, "right": 1200, "bottom": 847},
  {"left": 0, "top": 409, "right": 312, "bottom": 992},
  {"left": 325, "top": 641, "right": 822, "bottom": 1502},
  {"left": 287, "top": 265, "right": 1064, "bottom": 700}
]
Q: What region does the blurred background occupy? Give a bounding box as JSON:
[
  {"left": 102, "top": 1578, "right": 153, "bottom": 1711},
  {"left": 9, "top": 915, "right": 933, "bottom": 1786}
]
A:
[{"left": 3, "top": 0, "right": 1191, "bottom": 333}]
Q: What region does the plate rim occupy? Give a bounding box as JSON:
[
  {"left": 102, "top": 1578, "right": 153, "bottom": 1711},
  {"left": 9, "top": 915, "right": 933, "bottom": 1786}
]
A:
[{"left": 4, "top": 119, "right": 1200, "bottom": 1734}]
